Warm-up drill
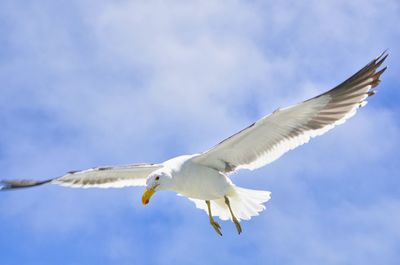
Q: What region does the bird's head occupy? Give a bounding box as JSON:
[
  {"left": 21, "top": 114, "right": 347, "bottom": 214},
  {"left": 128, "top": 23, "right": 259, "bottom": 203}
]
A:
[{"left": 142, "top": 170, "right": 172, "bottom": 205}]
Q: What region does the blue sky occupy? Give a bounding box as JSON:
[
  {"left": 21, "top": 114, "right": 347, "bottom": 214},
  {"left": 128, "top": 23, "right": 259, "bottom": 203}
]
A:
[{"left": 0, "top": 1, "right": 399, "bottom": 264}]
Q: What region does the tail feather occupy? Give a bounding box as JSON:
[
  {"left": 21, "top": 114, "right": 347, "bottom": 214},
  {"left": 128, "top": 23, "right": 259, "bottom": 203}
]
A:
[
  {"left": 189, "top": 186, "right": 271, "bottom": 221},
  {"left": 231, "top": 187, "right": 271, "bottom": 220}
]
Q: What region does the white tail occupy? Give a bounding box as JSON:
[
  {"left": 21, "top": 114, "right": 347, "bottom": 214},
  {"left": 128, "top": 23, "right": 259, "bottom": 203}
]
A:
[{"left": 189, "top": 187, "right": 271, "bottom": 221}]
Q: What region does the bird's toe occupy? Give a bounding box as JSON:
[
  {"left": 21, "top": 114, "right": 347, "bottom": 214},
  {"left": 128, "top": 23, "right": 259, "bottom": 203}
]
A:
[{"left": 210, "top": 220, "right": 222, "bottom": 236}]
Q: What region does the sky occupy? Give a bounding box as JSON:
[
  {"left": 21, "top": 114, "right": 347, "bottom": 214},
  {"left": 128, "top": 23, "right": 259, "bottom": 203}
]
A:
[{"left": 0, "top": 0, "right": 399, "bottom": 264}]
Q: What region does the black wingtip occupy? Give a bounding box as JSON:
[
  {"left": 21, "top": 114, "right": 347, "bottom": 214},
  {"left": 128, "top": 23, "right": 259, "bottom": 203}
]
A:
[
  {"left": 377, "top": 49, "right": 388, "bottom": 60},
  {"left": 375, "top": 50, "right": 389, "bottom": 66},
  {"left": 0, "top": 179, "right": 53, "bottom": 191}
]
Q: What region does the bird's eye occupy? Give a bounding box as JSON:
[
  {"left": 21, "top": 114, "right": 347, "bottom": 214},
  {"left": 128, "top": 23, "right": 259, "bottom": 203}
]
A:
[{"left": 155, "top": 176, "right": 160, "bottom": 181}]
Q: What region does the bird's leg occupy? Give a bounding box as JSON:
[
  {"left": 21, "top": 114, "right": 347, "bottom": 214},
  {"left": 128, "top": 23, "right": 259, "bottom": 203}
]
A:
[
  {"left": 224, "top": 196, "right": 242, "bottom": 234},
  {"left": 206, "top": 200, "right": 222, "bottom": 236}
]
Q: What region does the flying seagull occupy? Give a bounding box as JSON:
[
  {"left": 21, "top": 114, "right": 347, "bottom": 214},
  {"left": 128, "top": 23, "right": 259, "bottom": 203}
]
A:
[{"left": 1, "top": 52, "right": 388, "bottom": 235}]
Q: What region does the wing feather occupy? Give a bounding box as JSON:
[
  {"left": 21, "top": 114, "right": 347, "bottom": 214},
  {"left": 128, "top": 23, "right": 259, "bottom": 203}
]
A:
[
  {"left": 192, "top": 52, "right": 388, "bottom": 173},
  {"left": 1, "top": 163, "right": 162, "bottom": 190}
]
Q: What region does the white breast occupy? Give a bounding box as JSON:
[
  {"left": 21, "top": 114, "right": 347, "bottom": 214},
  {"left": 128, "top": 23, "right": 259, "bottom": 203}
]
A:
[{"left": 164, "top": 155, "right": 233, "bottom": 200}]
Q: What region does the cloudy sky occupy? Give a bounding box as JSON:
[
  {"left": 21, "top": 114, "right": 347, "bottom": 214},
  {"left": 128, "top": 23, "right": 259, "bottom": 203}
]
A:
[{"left": 0, "top": 0, "right": 399, "bottom": 264}]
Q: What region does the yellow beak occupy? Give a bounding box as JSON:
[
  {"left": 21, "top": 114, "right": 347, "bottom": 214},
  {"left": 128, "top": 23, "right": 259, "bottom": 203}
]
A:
[{"left": 142, "top": 187, "right": 156, "bottom": 205}]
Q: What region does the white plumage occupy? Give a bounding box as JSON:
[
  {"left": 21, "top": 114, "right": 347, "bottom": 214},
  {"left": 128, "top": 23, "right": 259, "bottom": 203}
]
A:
[
  {"left": 0, "top": 52, "right": 388, "bottom": 235},
  {"left": 54, "top": 164, "right": 162, "bottom": 188}
]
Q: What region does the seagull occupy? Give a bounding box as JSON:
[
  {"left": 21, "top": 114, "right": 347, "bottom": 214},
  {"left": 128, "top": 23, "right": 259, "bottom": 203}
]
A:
[{"left": 0, "top": 52, "right": 388, "bottom": 235}]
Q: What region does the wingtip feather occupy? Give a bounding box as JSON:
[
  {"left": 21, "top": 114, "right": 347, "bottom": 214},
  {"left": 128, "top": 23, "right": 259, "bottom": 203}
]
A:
[
  {"left": 376, "top": 49, "right": 388, "bottom": 60},
  {"left": 0, "top": 179, "right": 53, "bottom": 191}
]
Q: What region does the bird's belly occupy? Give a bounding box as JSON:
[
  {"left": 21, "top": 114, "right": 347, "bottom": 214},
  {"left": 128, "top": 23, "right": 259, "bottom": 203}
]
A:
[{"left": 174, "top": 165, "right": 233, "bottom": 200}]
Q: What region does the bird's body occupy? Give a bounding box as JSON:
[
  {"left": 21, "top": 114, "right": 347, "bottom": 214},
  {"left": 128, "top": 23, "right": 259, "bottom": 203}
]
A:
[
  {"left": 162, "top": 155, "right": 233, "bottom": 201},
  {"left": 0, "top": 52, "right": 388, "bottom": 235}
]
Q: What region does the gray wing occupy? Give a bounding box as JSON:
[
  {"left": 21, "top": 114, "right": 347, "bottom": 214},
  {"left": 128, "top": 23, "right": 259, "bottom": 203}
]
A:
[
  {"left": 0, "top": 163, "right": 162, "bottom": 190},
  {"left": 192, "top": 52, "right": 388, "bottom": 173}
]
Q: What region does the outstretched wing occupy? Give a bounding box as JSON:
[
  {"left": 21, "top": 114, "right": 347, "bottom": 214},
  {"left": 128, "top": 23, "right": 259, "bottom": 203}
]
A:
[
  {"left": 192, "top": 52, "right": 388, "bottom": 173},
  {"left": 0, "top": 163, "right": 162, "bottom": 190}
]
